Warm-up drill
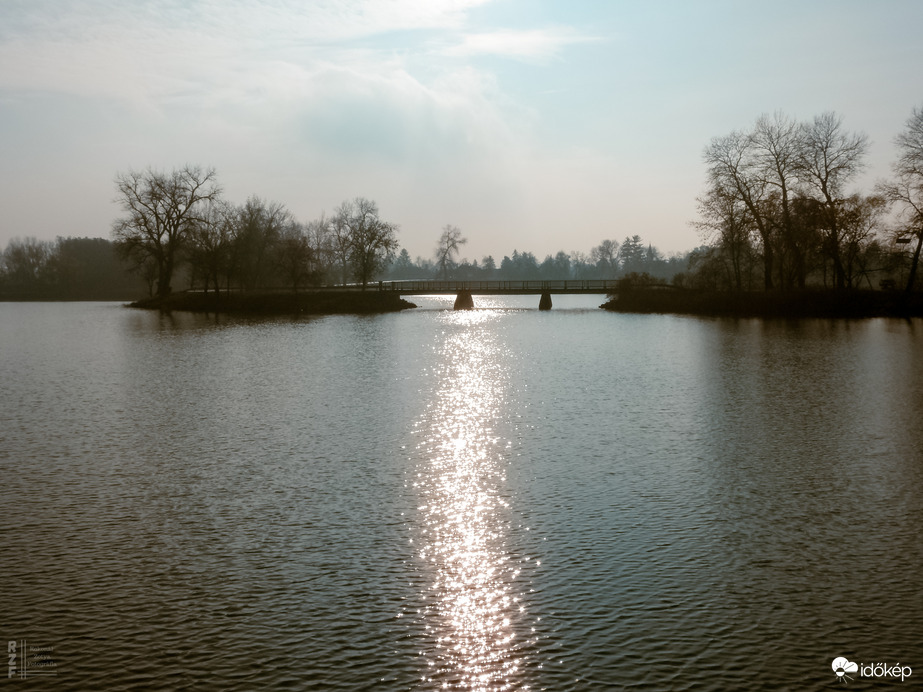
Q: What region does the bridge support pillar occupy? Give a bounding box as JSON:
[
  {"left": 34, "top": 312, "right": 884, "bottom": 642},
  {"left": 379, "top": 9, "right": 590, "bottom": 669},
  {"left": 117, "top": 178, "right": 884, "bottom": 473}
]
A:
[
  {"left": 538, "top": 291, "right": 552, "bottom": 310},
  {"left": 454, "top": 290, "right": 474, "bottom": 310}
]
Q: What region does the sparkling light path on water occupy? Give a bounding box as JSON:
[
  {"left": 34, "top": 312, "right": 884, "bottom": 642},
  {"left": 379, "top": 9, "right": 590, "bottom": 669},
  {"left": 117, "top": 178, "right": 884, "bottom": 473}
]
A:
[{"left": 410, "top": 308, "right": 535, "bottom": 691}]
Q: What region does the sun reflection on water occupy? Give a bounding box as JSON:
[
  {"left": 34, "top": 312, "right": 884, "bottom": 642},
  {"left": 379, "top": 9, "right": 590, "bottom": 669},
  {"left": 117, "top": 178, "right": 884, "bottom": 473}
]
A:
[{"left": 412, "top": 309, "right": 532, "bottom": 690}]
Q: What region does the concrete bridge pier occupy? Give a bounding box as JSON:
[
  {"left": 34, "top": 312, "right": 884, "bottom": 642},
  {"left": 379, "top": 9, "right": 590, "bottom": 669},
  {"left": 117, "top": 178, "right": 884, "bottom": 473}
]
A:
[
  {"left": 539, "top": 291, "right": 552, "bottom": 310},
  {"left": 454, "top": 289, "right": 474, "bottom": 310}
]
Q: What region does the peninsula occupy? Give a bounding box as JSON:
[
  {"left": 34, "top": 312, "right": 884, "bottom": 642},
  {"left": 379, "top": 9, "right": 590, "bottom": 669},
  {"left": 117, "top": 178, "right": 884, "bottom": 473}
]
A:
[{"left": 130, "top": 290, "right": 416, "bottom": 315}]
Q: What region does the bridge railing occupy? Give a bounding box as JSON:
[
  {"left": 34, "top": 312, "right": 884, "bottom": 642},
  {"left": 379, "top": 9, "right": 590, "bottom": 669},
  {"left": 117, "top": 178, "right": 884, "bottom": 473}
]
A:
[
  {"left": 182, "top": 279, "right": 629, "bottom": 294},
  {"left": 375, "top": 280, "right": 621, "bottom": 293}
]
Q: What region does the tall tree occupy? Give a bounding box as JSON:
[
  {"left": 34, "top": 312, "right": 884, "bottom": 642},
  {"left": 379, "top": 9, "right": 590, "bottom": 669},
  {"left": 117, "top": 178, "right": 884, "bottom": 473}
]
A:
[
  {"left": 330, "top": 203, "right": 354, "bottom": 285},
  {"left": 752, "top": 112, "right": 804, "bottom": 288},
  {"left": 837, "top": 194, "right": 886, "bottom": 289},
  {"left": 231, "top": 196, "right": 291, "bottom": 290},
  {"left": 590, "top": 239, "right": 619, "bottom": 276},
  {"left": 187, "top": 199, "right": 235, "bottom": 294},
  {"left": 389, "top": 248, "right": 416, "bottom": 280},
  {"left": 618, "top": 235, "right": 646, "bottom": 274},
  {"left": 693, "top": 185, "right": 755, "bottom": 291},
  {"left": 435, "top": 224, "right": 467, "bottom": 279},
  {"left": 879, "top": 105, "right": 923, "bottom": 293},
  {"left": 481, "top": 255, "right": 497, "bottom": 277},
  {"left": 304, "top": 213, "right": 335, "bottom": 284},
  {"left": 552, "top": 250, "right": 572, "bottom": 278},
  {"left": 274, "top": 221, "right": 314, "bottom": 291},
  {"left": 334, "top": 198, "right": 399, "bottom": 288},
  {"left": 704, "top": 130, "right": 774, "bottom": 289},
  {"left": 798, "top": 112, "right": 869, "bottom": 289},
  {"left": 112, "top": 165, "right": 221, "bottom": 298}
]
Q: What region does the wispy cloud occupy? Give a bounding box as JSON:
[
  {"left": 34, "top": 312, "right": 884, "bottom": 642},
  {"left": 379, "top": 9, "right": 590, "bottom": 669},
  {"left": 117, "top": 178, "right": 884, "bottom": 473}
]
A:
[
  {"left": 0, "top": 0, "right": 494, "bottom": 42},
  {"left": 442, "top": 28, "right": 600, "bottom": 62},
  {"left": 0, "top": 0, "right": 505, "bottom": 105}
]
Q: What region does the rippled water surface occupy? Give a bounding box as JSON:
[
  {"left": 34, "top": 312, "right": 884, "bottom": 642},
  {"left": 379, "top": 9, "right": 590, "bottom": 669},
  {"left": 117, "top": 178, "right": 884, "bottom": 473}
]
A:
[{"left": 2, "top": 299, "right": 921, "bottom": 690}]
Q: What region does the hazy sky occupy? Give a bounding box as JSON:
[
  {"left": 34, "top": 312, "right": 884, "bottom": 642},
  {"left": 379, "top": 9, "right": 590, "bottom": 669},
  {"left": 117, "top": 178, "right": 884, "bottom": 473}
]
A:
[{"left": 2, "top": 0, "right": 922, "bottom": 261}]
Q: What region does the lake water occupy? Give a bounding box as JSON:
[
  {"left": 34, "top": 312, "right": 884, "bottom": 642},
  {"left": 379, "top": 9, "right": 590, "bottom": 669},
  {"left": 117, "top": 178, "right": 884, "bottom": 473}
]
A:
[{"left": 1, "top": 299, "right": 921, "bottom": 690}]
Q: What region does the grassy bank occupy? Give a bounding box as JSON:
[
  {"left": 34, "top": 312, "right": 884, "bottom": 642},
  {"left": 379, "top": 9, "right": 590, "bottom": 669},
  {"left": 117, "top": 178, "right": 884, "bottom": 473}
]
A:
[
  {"left": 601, "top": 288, "right": 923, "bottom": 318},
  {"left": 130, "top": 290, "right": 417, "bottom": 315}
]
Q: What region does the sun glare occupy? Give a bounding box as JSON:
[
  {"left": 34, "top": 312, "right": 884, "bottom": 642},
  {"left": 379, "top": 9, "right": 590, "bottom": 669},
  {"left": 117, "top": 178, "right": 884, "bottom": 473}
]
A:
[{"left": 412, "top": 311, "right": 529, "bottom": 690}]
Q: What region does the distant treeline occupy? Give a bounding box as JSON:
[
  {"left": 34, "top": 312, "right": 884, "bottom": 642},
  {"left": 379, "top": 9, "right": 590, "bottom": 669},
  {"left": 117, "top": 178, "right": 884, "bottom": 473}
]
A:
[
  {"left": 388, "top": 235, "right": 687, "bottom": 282},
  {"left": 0, "top": 236, "right": 147, "bottom": 300},
  {"left": 0, "top": 232, "right": 688, "bottom": 301}
]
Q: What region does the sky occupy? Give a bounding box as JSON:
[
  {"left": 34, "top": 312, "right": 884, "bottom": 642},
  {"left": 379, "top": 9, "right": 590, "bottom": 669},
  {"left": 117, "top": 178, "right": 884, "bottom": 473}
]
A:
[{"left": 1, "top": 0, "right": 922, "bottom": 262}]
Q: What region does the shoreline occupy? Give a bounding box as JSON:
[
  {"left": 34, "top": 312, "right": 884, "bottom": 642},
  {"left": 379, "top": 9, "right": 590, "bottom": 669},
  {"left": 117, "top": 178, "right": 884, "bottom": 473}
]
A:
[
  {"left": 128, "top": 290, "right": 417, "bottom": 315},
  {"left": 600, "top": 288, "right": 923, "bottom": 318}
]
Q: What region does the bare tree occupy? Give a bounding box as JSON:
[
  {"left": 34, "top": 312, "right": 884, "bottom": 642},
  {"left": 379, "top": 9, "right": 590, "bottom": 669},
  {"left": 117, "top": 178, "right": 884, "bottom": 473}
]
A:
[
  {"left": 569, "top": 250, "right": 590, "bottom": 278},
  {"left": 330, "top": 203, "right": 354, "bottom": 285},
  {"left": 274, "top": 221, "right": 314, "bottom": 291},
  {"left": 187, "top": 199, "right": 235, "bottom": 295},
  {"left": 552, "top": 250, "right": 571, "bottom": 278},
  {"left": 435, "top": 224, "right": 467, "bottom": 279},
  {"left": 878, "top": 105, "right": 923, "bottom": 293},
  {"left": 112, "top": 165, "right": 221, "bottom": 298},
  {"left": 704, "top": 130, "right": 775, "bottom": 289},
  {"left": 837, "top": 194, "right": 887, "bottom": 288},
  {"left": 752, "top": 112, "right": 805, "bottom": 288},
  {"left": 693, "top": 185, "right": 755, "bottom": 291},
  {"left": 334, "top": 198, "right": 399, "bottom": 288},
  {"left": 798, "top": 112, "right": 869, "bottom": 289},
  {"left": 231, "top": 196, "right": 292, "bottom": 290},
  {"left": 590, "top": 239, "right": 619, "bottom": 276},
  {"left": 304, "top": 213, "right": 334, "bottom": 284}
]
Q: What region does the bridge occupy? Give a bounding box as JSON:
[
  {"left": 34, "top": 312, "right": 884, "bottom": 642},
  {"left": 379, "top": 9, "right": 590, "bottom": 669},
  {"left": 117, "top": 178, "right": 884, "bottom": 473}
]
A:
[{"left": 374, "top": 279, "right": 620, "bottom": 309}]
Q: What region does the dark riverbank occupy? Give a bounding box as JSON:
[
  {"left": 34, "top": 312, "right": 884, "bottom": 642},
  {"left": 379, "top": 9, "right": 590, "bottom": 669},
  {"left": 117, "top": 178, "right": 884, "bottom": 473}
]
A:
[
  {"left": 130, "top": 290, "right": 417, "bottom": 315},
  {"left": 601, "top": 288, "right": 923, "bottom": 318}
]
